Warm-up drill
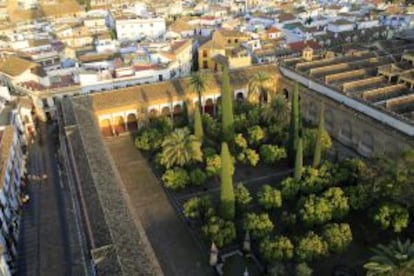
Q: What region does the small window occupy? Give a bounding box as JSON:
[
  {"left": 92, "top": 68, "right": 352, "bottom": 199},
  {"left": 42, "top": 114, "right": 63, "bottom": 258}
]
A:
[
  {"left": 235, "top": 39, "right": 239, "bottom": 43},
  {"left": 203, "top": 61, "right": 208, "bottom": 69},
  {"left": 42, "top": 98, "right": 49, "bottom": 108},
  {"left": 203, "top": 50, "right": 207, "bottom": 57},
  {"left": 158, "top": 74, "right": 163, "bottom": 81},
  {"left": 227, "top": 39, "right": 231, "bottom": 44}
]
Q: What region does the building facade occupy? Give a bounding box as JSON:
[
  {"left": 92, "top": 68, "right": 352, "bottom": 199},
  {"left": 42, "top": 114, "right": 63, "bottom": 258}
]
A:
[
  {"left": 115, "top": 17, "right": 166, "bottom": 41},
  {"left": 0, "top": 125, "right": 25, "bottom": 274}
]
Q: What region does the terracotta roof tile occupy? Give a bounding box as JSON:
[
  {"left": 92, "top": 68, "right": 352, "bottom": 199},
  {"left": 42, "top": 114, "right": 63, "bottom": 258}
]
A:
[
  {"left": 91, "top": 64, "right": 278, "bottom": 112},
  {"left": 0, "top": 56, "right": 38, "bottom": 77}
]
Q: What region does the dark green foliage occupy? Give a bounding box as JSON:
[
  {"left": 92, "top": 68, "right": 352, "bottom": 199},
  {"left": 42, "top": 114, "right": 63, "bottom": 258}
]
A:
[
  {"left": 335, "top": 158, "right": 368, "bottom": 185},
  {"left": 322, "top": 187, "right": 349, "bottom": 220},
  {"left": 175, "top": 101, "right": 189, "bottom": 127},
  {"left": 295, "top": 263, "right": 313, "bottom": 276},
  {"left": 294, "top": 137, "right": 303, "bottom": 181},
  {"left": 373, "top": 203, "right": 410, "bottom": 233},
  {"left": 288, "top": 82, "right": 300, "bottom": 163},
  {"left": 268, "top": 262, "right": 288, "bottom": 276},
  {"left": 370, "top": 150, "right": 414, "bottom": 204},
  {"left": 257, "top": 185, "right": 282, "bottom": 210},
  {"left": 322, "top": 223, "right": 353, "bottom": 253},
  {"left": 162, "top": 167, "right": 190, "bottom": 190},
  {"left": 202, "top": 113, "right": 220, "bottom": 141},
  {"left": 135, "top": 128, "right": 163, "bottom": 151},
  {"left": 160, "top": 128, "right": 203, "bottom": 168},
  {"left": 364, "top": 239, "right": 414, "bottom": 275},
  {"left": 300, "top": 167, "right": 331, "bottom": 194},
  {"left": 266, "top": 124, "right": 289, "bottom": 145},
  {"left": 183, "top": 196, "right": 215, "bottom": 221},
  {"left": 281, "top": 211, "right": 297, "bottom": 227},
  {"left": 234, "top": 182, "right": 252, "bottom": 210},
  {"left": 313, "top": 104, "right": 325, "bottom": 168},
  {"left": 243, "top": 212, "right": 274, "bottom": 239},
  {"left": 190, "top": 168, "right": 207, "bottom": 186},
  {"left": 206, "top": 154, "right": 221, "bottom": 176},
  {"left": 234, "top": 133, "right": 248, "bottom": 150},
  {"left": 303, "top": 128, "right": 332, "bottom": 158},
  {"left": 299, "top": 194, "right": 332, "bottom": 227},
  {"left": 237, "top": 148, "right": 260, "bottom": 167},
  {"left": 247, "top": 125, "right": 265, "bottom": 146},
  {"left": 202, "top": 147, "right": 217, "bottom": 158},
  {"left": 260, "top": 236, "right": 294, "bottom": 262},
  {"left": 220, "top": 142, "right": 235, "bottom": 220},
  {"left": 345, "top": 184, "right": 372, "bottom": 211},
  {"left": 221, "top": 67, "right": 234, "bottom": 141},
  {"left": 259, "top": 144, "right": 287, "bottom": 165},
  {"left": 280, "top": 177, "right": 300, "bottom": 200},
  {"left": 193, "top": 104, "right": 203, "bottom": 141},
  {"left": 135, "top": 117, "right": 172, "bottom": 151},
  {"left": 296, "top": 232, "right": 328, "bottom": 261},
  {"left": 261, "top": 95, "right": 290, "bottom": 125},
  {"left": 202, "top": 216, "right": 236, "bottom": 248}
]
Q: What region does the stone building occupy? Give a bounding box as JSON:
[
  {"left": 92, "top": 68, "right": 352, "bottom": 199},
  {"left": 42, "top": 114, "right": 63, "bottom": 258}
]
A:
[
  {"left": 279, "top": 41, "right": 414, "bottom": 157},
  {"left": 57, "top": 58, "right": 414, "bottom": 273}
]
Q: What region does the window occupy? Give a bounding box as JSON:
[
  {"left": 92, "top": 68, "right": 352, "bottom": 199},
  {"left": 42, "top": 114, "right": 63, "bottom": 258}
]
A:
[
  {"left": 158, "top": 74, "right": 163, "bottom": 81},
  {"left": 227, "top": 39, "right": 231, "bottom": 44},
  {"left": 235, "top": 39, "right": 239, "bottom": 43},
  {"left": 42, "top": 98, "right": 49, "bottom": 108},
  {"left": 203, "top": 50, "right": 207, "bottom": 57},
  {"left": 203, "top": 61, "right": 208, "bottom": 69}
]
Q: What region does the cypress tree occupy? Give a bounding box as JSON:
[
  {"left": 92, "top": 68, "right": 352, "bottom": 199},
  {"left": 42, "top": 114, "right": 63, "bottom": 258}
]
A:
[
  {"left": 312, "top": 103, "right": 325, "bottom": 168},
  {"left": 194, "top": 104, "right": 203, "bottom": 141},
  {"left": 288, "top": 82, "right": 300, "bottom": 165},
  {"left": 221, "top": 66, "right": 234, "bottom": 142},
  {"left": 220, "top": 142, "right": 235, "bottom": 220},
  {"left": 294, "top": 137, "right": 303, "bottom": 182}
]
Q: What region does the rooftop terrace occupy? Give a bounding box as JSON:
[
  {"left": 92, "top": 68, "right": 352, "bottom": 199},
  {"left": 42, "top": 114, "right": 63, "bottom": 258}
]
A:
[{"left": 280, "top": 41, "right": 414, "bottom": 137}]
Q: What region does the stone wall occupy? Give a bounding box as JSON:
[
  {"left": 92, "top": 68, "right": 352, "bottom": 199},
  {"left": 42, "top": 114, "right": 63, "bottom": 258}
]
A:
[{"left": 279, "top": 77, "right": 414, "bottom": 157}]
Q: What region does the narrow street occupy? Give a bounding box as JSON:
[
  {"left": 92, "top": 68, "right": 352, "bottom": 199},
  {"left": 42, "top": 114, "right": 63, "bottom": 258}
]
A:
[{"left": 16, "top": 122, "right": 87, "bottom": 276}]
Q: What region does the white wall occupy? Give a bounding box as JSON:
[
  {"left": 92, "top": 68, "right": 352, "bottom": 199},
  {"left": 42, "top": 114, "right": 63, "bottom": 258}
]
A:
[{"left": 116, "top": 18, "right": 166, "bottom": 41}]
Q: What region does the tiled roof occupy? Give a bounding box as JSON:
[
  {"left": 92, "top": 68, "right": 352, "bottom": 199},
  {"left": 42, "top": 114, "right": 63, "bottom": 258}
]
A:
[
  {"left": 266, "top": 27, "right": 281, "bottom": 33},
  {"left": 0, "top": 126, "right": 13, "bottom": 189},
  {"left": 216, "top": 28, "right": 249, "bottom": 38},
  {"left": 78, "top": 53, "right": 117, "bottom": 63},
  {"left": 169, "top": 20, "right": 193, "bottom": 33},
  {"left": 90, "top": 64, "right": 278, "bottom": 112},
  {"left": 0, "top": 56, "right": 38, "bottom": 77},
  {"left": 288, "top": 40, "right": 320, "bottom": 51},
  {"left": 62, "top": 98, "right": 163, "bottom": 275},
  {"left": 278, "top": 13, "right": 296, "bottom": 22}
]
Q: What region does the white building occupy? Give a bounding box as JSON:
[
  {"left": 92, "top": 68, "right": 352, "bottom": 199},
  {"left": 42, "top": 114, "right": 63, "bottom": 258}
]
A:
[
  {"left": 0, "top": 120, "right": 26, "bottom": 274},
  {"left": 327, "top": 19, "right": 355, "bottom": 33},
  {"left": 357, "top": 19, "right": 380, "bottom": 30},
  {"left": 115, "top": 16, "right": 166, "bottom": 41}
]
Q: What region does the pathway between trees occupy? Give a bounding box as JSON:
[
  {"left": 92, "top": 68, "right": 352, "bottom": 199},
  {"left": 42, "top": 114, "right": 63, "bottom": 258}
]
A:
[{"left": 105, "top": 135, "right": 213, "bottom": 276}]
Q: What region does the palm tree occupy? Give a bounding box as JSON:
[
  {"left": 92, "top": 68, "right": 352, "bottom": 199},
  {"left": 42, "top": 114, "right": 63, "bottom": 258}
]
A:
[
  {"left": 261, "top": 95, "right": 290, "bottom": 125},
  {"left": 190, "top": 72, "right": 208, "bottom": 114},
  {"left": 248, "top": 72, "right": 275, "bottom": 107},
  {"left": 364, "top": 239, "right": 414, "bottom": 276},
  {"left": 160, "top": 128, "right": 203, "bottom": 168}
]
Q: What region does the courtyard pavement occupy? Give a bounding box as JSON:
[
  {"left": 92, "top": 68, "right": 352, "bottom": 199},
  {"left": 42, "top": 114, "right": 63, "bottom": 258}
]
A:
[{"left": 105, "top": 135, "right": 214, "bottom": 276}]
